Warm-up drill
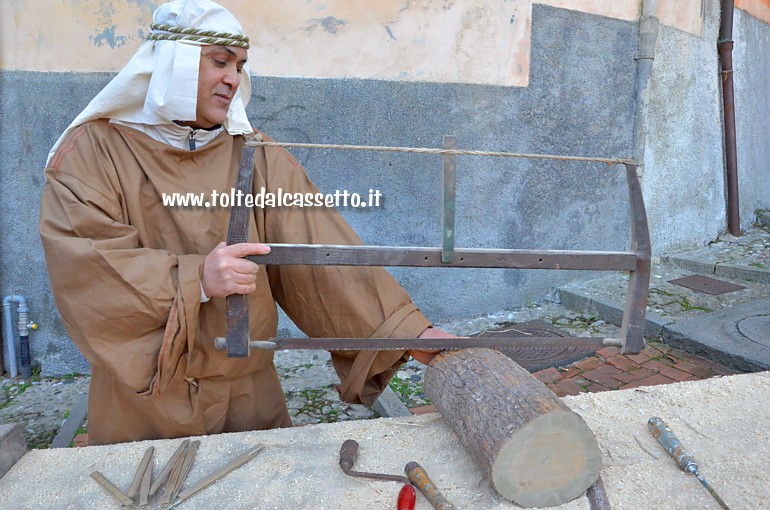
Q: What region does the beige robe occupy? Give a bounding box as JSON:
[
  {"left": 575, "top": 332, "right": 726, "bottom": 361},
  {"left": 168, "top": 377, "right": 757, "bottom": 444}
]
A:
[{"left": 39, "top": 120, "right": 430, "bottom": 445}]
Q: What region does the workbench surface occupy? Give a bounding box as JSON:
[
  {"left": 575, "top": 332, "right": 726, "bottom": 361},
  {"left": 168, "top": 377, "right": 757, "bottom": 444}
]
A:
[{"left": 1, "top": 372, "right": 767, "bottom": 510}]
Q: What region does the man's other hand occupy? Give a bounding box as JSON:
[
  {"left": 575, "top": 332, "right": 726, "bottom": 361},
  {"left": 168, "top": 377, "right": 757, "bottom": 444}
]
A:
[
  {"left": 201, "top": 242, "right": 270, "bottom": 298},
  {"left": 409, "top": 327, "right": 455, "bottom": 365}
]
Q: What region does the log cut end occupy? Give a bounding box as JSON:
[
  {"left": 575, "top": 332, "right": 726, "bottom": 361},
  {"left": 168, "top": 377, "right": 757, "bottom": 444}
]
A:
[{"left": 491, "top": 409, "right": 602, "bottom": 508}]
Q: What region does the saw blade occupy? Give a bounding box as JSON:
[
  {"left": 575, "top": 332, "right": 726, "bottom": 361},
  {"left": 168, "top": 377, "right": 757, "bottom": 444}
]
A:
[{"left": 214, "top": 336, "right": 614, "bottom": 352}]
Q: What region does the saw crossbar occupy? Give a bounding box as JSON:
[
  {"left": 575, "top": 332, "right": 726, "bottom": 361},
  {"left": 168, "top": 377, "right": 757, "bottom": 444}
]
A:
[
  {"left": 214, "top": 336, "right": 619, "bottom": 352},
  {"left": 248, "top": 245, "right": 637, "bottom": 271}
]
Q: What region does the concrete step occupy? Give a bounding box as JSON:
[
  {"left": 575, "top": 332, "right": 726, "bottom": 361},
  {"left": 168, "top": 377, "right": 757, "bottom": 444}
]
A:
[
  {"left": 558, "top": 227, "right": 770, "bottom": 372},
  {"left": 662, "top": 226, "right": 770, "bottom": 285},
  {"left": 0, "top": 424, "right": 26, "bottom": 478}
]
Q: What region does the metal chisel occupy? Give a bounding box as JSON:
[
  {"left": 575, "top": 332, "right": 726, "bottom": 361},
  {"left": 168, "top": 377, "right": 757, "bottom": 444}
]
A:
[{"left": 647, "top": 417, "right": 731, "bottom": 510}]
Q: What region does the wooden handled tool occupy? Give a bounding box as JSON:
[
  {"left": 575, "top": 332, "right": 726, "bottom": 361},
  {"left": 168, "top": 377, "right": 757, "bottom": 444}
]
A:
[
  {"left": 405, "top": 462, "right": 456, "bottom": 510},
  {"left": 648, "top": 417, "right": 731, "bottom": 510}
]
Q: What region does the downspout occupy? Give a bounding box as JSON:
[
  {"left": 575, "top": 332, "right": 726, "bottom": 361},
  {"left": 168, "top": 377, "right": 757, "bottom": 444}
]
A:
[
  {"left": 719, "top": 0, "right": 740, "bottom": 236},
  {"left": 3, "top": 295, "right": 37, "bottom": 378},
  {"left": 632, "top": 0, "right": 660, "bottom": 178}
]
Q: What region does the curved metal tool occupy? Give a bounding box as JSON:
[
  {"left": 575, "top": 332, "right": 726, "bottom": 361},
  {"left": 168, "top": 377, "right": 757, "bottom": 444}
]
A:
[
  {"left": 339, "top": 440, "right": 416, "bottom": 509},
  {"left": 338, "top": 439, "right": 410, "bottom": 484}
]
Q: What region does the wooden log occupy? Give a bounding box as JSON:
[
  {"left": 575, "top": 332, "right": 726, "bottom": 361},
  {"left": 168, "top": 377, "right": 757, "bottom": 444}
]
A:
[{"left": 423, "top": 348, "right": 602, "bottom": 508}]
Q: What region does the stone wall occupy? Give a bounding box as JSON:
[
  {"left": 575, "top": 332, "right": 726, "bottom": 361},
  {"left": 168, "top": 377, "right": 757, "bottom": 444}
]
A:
[{"left": 1, "top": 0, "right": 768, "bottom": 375}]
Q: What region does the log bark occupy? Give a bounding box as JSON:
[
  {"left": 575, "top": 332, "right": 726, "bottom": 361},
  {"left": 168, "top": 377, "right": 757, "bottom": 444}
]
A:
[{"left": 423, "top": 348, "right": 601, "bottom": 508}]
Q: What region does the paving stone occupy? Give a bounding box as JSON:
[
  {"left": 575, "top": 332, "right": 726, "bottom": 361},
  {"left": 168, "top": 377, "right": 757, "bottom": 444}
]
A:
[
  {"left": 551, "top": 380, "right": 584, "bottom": 397},
  {"left": 584, "top": 383, "right": 607, "bottom": 393},
  {"left": 609, "top": 371, "right": 644, "bottom": 384},
  {"left": 693, "top": 357, "right": 738, "bottom": 375},
  {"left": 559, "top": 368, "right": 582, "bottom": 380},
  {"left": 596, "top": 346, "right": 620, "bottom": 359},
  {"left": 533, "top": 367, "right": 562, "bottom": 384},
  {"left": 582, "top": 369, "right": 623, "bottom": 390},
  {"left": 646, "top": 343, "right": 673, "bottom": 356},
  {"left": 641, "top": 360, "right": 668, "bottom": 373},
  {"left": 660, "top": 348, "right": 689, "bottom": 363},
  {"left": 572, "top": 356, "right": 604, "bottom": 372},
  {"left": 594, "top": 364, "right": 624, "bottom": 377},
  {"left": 625, "top": 367, "right": 658, "bottom": 380},
  {"left": 606, "top": 355, "right": 641, "bottom": 372},
  {"left": 620, "top": 374, "right": 674, "bottom": 390},
  {"left": 665, "top": 298, "right": 770, "bottom": 371},
  {"left": 656, "top": 364, "right": 693, "bottom": 382},
  {"left": 572, "top": 378, "right": 591, "bottom": 387},
  {"left": 624, "top": 351, "right": 651, "bottom": 364},
  {"left": 673, "top": 360, "right": 714, "bottom": 378}
]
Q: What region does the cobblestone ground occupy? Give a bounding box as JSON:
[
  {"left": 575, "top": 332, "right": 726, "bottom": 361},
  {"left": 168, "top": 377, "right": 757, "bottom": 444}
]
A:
[
  {"left": 0, "top": 351, "right": 374, "bottom": 449},
  {"left": 0, "top": 374, "right": 88, "bottom": 449},
  {"left": 395, "top": 305, "right": 741, "bottom": 414},
  {"left": 274, "top": 350, "right": 375, "bottom": 425},
  {"left": 0, "top": 302, "right": 740, "bottom": 448}
]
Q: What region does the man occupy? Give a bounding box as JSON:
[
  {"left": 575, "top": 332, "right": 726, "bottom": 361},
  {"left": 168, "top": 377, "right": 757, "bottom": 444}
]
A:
[{"left": 39, "top": 0, "right": 448, "bottom": 445}]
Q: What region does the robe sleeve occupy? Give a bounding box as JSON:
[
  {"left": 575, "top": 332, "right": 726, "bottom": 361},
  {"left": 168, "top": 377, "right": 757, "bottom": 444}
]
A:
[
  {"left": 256, "top": 143, "right": 432, "bottom": 406},
  {"left": 39, "top": 165, "right": 203, "bottom": 397}
]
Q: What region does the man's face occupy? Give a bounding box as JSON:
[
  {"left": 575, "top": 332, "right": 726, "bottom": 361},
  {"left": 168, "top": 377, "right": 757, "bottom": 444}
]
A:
[{"left": 191, "top": 45, "right": 248, "bottom": 129}]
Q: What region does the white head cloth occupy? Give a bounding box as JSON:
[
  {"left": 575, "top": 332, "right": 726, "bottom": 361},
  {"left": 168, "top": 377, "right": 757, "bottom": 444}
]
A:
[{"left": 46, "top": 0, "right": 252, "bottom": 165}]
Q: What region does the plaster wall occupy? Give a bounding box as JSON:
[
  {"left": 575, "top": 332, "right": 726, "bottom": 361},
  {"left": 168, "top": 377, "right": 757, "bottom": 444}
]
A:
[
  {"left": 1, "top": 0, "right": 705, "bottom": 85},
  {"left": 737, "top": 0, "right": 770, "bottom": 24},
  {"left": 1, "top": 5, "right": 637, "bottom": 375},
  {"left": 732, "top": 9, "right": 770, "bottom": 222},
  {"left": 641, "top": 0, "right": 727, "bottom": 252}
]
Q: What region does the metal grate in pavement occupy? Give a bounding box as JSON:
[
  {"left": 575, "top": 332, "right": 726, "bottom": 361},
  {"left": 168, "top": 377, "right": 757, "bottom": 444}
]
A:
[
  {"left": 667, "top": 274, "right": 745, "bottom": 295},
  {"left": 473, "top": 320, "right": 596, "bottom": 372}
]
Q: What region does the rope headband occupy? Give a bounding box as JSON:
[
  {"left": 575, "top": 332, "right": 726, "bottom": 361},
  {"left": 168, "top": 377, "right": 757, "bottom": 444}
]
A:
[{"left": 149, "top": 23, "right": 250, "bottom": 48}]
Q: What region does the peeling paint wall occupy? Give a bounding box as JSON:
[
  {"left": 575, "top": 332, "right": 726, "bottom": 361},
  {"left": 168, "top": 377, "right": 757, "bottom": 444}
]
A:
[
  {"left": 657, "top": 0, "right": 704, "bottom": 36},
  {"left": 244, "top": 0, "right": 533, "bottom": 86},
  {"left": 537, "top": 0, "right": 640, "bottom": 20},
  {"left": 2, "top": 0, "right": 535, "bottom": 85},
  {"left": 737, "top": 0, "right": 770, "bottom": 25},
  {"left": 0, "top": 0, "right": 738, "bottom": 83},
  {"left": 0, "top": 0, "right": 158, "bottom": 71}
]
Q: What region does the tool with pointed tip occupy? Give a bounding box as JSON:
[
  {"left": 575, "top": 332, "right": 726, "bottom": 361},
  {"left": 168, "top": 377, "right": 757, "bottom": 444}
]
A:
[{"left": 647, "top": 417, "right": 731, "bottom": 510}]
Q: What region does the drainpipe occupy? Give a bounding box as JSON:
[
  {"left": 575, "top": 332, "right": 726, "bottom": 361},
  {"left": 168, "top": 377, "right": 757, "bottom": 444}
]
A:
[
  {"left": 3, "top": 295, "right": 37, "bottom": 378},
  {"left": 632, "top": 0, "right": 659, "bottom": 177},
  {"left": 719, "top": 0, "right": 740, "bottom": 236}
]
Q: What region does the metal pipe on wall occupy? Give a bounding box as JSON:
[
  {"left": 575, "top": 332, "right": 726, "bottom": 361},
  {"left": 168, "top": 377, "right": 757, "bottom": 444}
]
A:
[
  {"left": 719, "top": 0, "right": 741, "bottom": 236},
  {"left": 3, "top": 295, "right": 25, "bottom": 377},
  {"left": 2, "top": 295, "right": 36, "bottom": 378}
]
